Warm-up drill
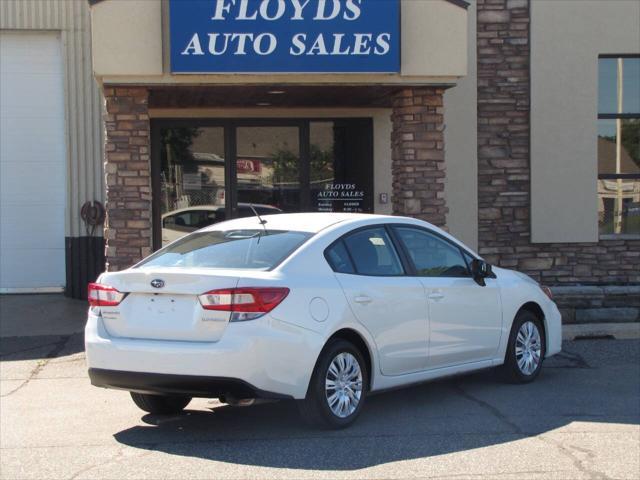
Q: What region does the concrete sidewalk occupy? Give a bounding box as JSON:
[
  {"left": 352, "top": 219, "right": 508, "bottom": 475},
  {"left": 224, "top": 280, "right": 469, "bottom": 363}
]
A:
[{"left": 0, "top": 294, "right": 87, "bottom": 338}]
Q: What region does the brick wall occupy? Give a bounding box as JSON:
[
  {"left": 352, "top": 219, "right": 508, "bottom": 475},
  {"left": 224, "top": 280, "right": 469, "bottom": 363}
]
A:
[
  {"left": 103, "top": 87, "right": 152, "bottom": 271},
  {"left": 476, "top": 0, "right": 639, "bottom": 285},
  {"left": 391, "top": 88, "right": 448, "bottom": 228}
]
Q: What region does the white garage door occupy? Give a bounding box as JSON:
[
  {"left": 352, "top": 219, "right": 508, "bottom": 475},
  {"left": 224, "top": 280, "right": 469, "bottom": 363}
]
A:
[{"left": 0, "top": 32, "right": 66, "bottom": 291}]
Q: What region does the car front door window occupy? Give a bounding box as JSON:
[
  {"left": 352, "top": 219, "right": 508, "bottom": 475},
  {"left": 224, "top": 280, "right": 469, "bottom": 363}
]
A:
[{"left": 393, "top": 227, "right": 470, "bottom": 277}]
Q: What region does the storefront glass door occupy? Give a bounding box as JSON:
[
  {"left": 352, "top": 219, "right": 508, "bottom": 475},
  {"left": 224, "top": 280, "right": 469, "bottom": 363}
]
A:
[
  {"left": 156, "top": 126, "right": 226, "bottom": 246},
  {"left": 152, "top": 119, "right": 373, "bottom": 249}
]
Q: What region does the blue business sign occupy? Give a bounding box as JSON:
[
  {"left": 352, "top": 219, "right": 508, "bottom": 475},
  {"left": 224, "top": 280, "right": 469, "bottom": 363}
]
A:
[{"left": 169, "top": 0, "right": 400, "bottom": 73}]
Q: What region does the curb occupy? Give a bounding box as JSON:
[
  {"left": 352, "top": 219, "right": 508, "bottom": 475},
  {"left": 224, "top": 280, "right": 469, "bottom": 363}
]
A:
[{"left": 563, "top": 322, "right": 640, "bottom": 341}]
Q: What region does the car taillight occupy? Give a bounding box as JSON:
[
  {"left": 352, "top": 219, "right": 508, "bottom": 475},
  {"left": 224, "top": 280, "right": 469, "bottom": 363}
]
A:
[
  {"left": 88, "top": 283, "right": 126, "bottom": 307},
  {"left": 198, "top": 287, "right": 290, "bottom": 321},
  {"left": 540, "top": 285, "right": 553, "bottom": 300}
]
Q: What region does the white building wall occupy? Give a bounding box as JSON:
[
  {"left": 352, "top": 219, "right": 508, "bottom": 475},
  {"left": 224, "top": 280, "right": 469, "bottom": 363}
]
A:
[
  {"left": 445, "top": 0, "right": 478, "bottom": 250},
  {"left": 0, "top": 0, "right": 105, "bottom": 239},
  {"left": 530, "top": 0, "right": 640, "bottom": 243}
]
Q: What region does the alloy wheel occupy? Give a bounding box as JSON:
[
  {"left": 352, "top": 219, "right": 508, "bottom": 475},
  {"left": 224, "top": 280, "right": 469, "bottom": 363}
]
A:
[
  {"left": 325, "top": 352, "right": 363, "bottom": 418},
  {"left": 515, "top": 321, "right": 542, "bottom": 375}
]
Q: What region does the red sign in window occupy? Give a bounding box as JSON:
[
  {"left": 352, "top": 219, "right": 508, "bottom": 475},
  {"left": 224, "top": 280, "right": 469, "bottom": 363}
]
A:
[{"left": 237, "top": 158, "right": 262, "bottom": 174}]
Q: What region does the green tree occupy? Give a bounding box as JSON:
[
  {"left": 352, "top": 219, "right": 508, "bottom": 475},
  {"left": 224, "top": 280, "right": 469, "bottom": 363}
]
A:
[
  {"left": 160, "top": 127, "right": 201, "bottom": 172},
  {"left": 269, "top": 144, "right": 334, "bottom": 184}
]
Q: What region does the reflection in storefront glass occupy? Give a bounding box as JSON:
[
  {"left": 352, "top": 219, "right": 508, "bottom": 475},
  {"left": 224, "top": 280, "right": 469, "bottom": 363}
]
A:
[
  {"left": 236, "top": 126, "right": 300, "bottom": 212},
  {"left": 598, "top": 58, "right": 640, "bottom": 115},
  {"left": 160, "top": 127, "right": 226, "bottom": 245},
  {"left": 597, "top": 56, "right": 640, "bottom": 236},
  {"left": 598, "top": 179, "right": 640, "bottom": 235},
  {"left": 310, "top": 121, "right": 371, "bottom": 213},
  {"left": 598, "top": 119, "right": 640, "bottom": 174},
  {"left": 156, "top": 120, "right": 374, "bottom": 246},
  {"left": 597, "top": 119, "right": 640, "bottom": 235},
  {"left": 309, "top": 122, "right": 336, "bottom": 210}
]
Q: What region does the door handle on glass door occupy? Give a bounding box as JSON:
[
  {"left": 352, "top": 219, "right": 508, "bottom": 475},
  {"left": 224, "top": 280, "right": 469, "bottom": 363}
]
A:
[
  {"left": 354, "top": 295, "right": 373, "bottom": 305},
  {"left": 428, "top": 292, "right": 445, "bottom": 301}
]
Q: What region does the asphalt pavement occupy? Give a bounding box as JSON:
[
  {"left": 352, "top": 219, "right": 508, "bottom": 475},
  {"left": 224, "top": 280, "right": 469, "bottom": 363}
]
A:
[{"left": 0, "top": 297, "right": 638, "bottom": 479}]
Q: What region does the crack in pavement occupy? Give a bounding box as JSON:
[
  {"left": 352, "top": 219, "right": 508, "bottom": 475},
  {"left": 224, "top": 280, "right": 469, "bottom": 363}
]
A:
[
  {"left": 536, "top": 435, "right": 612, "bottom": 480},
  {"left": 545, "top": 348, "right": 591, "bottom": 369},
  {"left": 0, "top": 334, "right": 74, "bottom": 398},
  {"left": 451, "top": 383, "right": 522, "bottom": 435},
  {"left": 451, "top": 382, "right": 612, "bottom": 480},
  {"left": 68, "top": 445, "right": 128, "bottom": 480}
]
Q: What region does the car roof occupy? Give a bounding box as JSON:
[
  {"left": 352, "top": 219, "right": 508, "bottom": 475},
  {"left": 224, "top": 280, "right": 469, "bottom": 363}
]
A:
[
  {"left": 162, "top": 206, "right": 224, "bottom": 217},
  {"left": 200, "top": 212, "right": 479, "bottom": 258},
  {"left": 200, "top": 212, "right": 418, "bottom": 234},
  {"left": 237, "top": 203, "right": 281, "bottom": 210},
  {"left": 161, "top": 203, "right": 280, "bottom": 217}
]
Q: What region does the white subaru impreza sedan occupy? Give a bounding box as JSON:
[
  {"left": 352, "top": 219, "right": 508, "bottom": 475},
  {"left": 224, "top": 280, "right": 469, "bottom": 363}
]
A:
[{"left": 86, "top": 213, "right": 561, "bottom": 428}]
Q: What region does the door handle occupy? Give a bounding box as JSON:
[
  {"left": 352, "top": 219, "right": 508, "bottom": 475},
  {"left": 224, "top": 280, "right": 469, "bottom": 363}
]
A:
[
  {"left": 428, "top": 292, "right": 445, "bottom": 301},
  {"left": 354, "top": 295, "right": 373, "bottom": 305}
]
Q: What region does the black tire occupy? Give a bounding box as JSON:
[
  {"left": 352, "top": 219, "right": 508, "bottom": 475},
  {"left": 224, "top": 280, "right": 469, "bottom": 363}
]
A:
[
  {"left": 130, "top": 392, "right": 191, "bottom": 414},
  {"left": 298, "top": 339, "right": 369, "bottom": 429},
  {"left": 500, "top": 310, "right": 546, "bottom": 384}
]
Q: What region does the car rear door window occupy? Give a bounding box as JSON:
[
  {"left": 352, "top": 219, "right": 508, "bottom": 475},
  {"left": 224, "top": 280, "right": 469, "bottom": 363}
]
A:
[
  {"left": 342, "top": 227, "right": 404, "bottom": 276},
  {"left": 393, "top": 227, "right": 470, "bottom": 277},
  {"left": 325, "top": 240, "right": 355, "bottom": 274}
]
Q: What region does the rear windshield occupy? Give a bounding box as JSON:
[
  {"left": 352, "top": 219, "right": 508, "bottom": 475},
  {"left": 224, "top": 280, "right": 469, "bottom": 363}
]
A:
[{"left": 138, "top": 229, "right": 312, "bottom": 270}]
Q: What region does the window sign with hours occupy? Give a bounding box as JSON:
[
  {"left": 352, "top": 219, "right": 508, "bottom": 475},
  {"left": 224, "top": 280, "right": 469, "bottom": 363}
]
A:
[{"left": 317, "top": 183, "right": 365, "bottom": 213}]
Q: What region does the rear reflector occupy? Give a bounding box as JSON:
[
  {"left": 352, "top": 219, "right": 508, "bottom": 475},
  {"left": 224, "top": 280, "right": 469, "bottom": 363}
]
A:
[
  {"left": 198, "top": 287, "right": 289, "bottom": 314},
  {"left": 88, "top": 283, "right": 126, "bottom": 307}
]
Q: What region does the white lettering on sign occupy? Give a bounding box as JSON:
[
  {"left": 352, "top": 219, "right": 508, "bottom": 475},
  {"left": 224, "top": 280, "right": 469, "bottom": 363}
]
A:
[
  {"left": 210, "top": 0, "right": 362, "bottom": 22},
  {"left": 184, "top": 31, "right": 392, "bottom": 57},
  {"left": 291, "top": 0, "right": 312, "bottom": 20},
  {"left": 182, "top": 33, "right": 205, "bottom": 55},
  {"left": 182, "top": 0, "right": 384, "bottom": 58},
  {"left": 186, "top": 32, "right": 280, "bottom": 56},
  {"left": 317, "top": 183, "right": 365, "bottom": 213}
]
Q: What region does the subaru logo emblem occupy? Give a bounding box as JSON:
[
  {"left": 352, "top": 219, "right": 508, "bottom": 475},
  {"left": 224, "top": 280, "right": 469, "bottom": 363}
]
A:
[{"left": 150, "top": 279, "right": 165, "bottom": 289}]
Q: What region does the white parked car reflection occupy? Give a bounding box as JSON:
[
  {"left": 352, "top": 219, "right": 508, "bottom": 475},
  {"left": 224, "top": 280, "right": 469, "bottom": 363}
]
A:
[
  {"left": 86, "top": 213, "right": 561, "bottom": 428},
  {"left": 161, "top": 203, "right": 282, "bottom": 245}
]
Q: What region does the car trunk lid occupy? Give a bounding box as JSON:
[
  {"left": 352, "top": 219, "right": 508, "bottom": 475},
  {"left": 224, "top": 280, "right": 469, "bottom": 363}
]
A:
[{"left": 97, "top": 268, "right": 240, "bottom": 342}]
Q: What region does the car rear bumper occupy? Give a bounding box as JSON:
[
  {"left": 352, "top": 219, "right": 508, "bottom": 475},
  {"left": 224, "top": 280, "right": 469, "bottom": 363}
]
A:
[
  {"left": 85, "top": 309, "right": 320, "bottom": 399},
  {"left": 88, "top": 368, "right": 292, "bottom": 399}
]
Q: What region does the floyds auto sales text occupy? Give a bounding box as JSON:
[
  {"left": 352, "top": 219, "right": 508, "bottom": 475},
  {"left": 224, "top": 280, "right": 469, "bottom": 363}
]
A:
[{"left": 180, "top": 0, "right": 392, "bottom": 57}]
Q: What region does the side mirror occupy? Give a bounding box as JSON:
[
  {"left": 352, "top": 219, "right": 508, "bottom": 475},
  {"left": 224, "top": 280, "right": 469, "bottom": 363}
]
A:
[{"left": 471, "top": 259, "right": 492, "bottom": 286}]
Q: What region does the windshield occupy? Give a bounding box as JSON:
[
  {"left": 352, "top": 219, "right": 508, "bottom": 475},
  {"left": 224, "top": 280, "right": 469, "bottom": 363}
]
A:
[{"left": 138, "top": 229, "right": 312, "bottom": 270}]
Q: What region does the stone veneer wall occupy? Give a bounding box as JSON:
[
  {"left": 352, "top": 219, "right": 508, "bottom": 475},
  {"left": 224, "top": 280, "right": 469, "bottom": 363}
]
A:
[
  {"left": 552, "top": 286, "right": 640, "bottom": 325},
  {"left": 476, "top": 0, "right": 639, "bottom": 285},
  {"left": 391, "top": 88, "right": 448, "bottom": 228},
  {"left": 103, "top": 87, "right": 152, "bottom": 271}
]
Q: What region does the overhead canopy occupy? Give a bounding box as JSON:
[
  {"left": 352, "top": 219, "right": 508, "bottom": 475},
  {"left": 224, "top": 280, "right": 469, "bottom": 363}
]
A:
[{"left": 148, "top": 85, "right": 424, "bottom": 109}]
